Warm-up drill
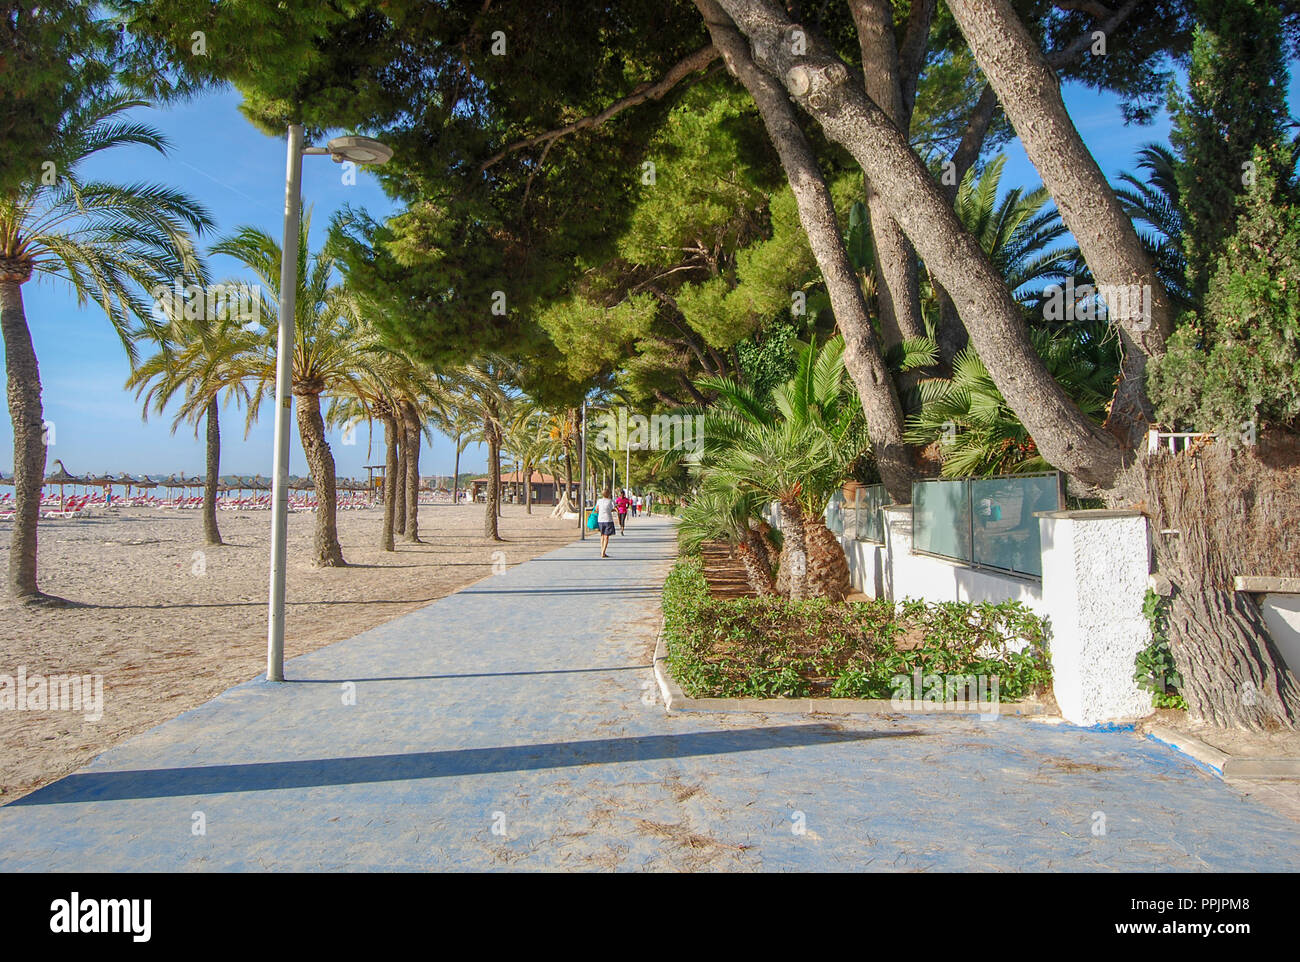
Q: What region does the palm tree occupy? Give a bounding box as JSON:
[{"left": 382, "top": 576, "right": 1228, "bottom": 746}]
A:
[
  {"left": 0, "top": 95, "right": 211, "bottom": 603},
  {"left": 215, "top": 211, "right": 381, "bottom": 566},
  {"left": 502, "top": 403, "right": 553, "bottom": 514},
  {"left": 903, "top": 323, "right": 1120, "bottom": 477},
  {"left": 1114, "top": 143, "right": 1192, "bottom": 311},
  {"left": 127, "top": 263, "right": 261, "bottom": 545},
  {"left": 699, "top": 337, "right": 866, "bottom": 600},
  {"left": 677, "top": 482, "right": 777, "bottom": 596},
  {"left": 324, "top": 344, "right": 428, "bottom": 551},
  {"left": 433, "top": 357, "right": 517, "bottom": 539},
  {"left": 426, "top": 397, "right": 477, "bottom": 507}
]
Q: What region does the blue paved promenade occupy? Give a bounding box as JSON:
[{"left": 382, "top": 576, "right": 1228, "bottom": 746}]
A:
[{"left": 3, "top": 516, "right": 1299, "bottom": 871}]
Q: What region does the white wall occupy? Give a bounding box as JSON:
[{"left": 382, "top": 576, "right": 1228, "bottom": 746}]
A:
[{"left": 1259, "top": 595, "right": 1300, "bottom": 676}]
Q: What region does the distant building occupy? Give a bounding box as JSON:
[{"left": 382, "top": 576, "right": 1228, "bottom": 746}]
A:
[{"left": 469, "top": 470, "right": 569, "bottom": 504}]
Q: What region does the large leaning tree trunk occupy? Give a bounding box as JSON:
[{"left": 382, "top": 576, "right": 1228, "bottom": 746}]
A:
[
  {"left": 697, "top": 0, "right": 915, "bottom": 504},
  {"left": 944, "top": 0, "right": 1172, "bottom": 451},
  {"left": 0, "top": 264, "right": 57, "bottom": 604},
  {"left": 1125, "top": 444, "right": 1300, "bottom": 731},
  {"left": 805, "top": 511, "right": 851, "bottom": 601},
  {"left": 400, "top": 398, "right": 422, "bottom": 543},
  {"left": 711, "top": 0, "right": 1126, "bottom": 490},
  {"left": 294, "top": 389, "right": 346, "bottom": 567},
  {"left": 380, "top": 408, "right": 399, "bottom": 551},
  {"left": 202, "top": 397, "right": 223, "bottom": 546},
  {"left": 849, "top": 0, "right": 927, "bottom": 351}
]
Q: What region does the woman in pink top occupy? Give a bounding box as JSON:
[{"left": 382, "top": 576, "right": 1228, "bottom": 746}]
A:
[{"left": 614, "top": 491, "right": 631, "bottom": 533}]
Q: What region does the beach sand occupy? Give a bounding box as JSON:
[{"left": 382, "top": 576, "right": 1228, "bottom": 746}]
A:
[{"left": 0, "top": 502, "right": 583, "bottom": 801}]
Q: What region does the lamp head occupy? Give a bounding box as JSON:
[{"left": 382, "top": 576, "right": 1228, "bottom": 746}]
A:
[{"left": 325, "top": 135, "right": 393, "bottom": 165}]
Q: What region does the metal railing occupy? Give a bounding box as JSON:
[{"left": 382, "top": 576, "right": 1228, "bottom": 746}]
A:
[{"left": 911, "top": 472, "right": 1064, "bottom": 579}]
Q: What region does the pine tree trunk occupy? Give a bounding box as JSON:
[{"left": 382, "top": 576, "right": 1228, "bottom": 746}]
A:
[
  {"left": 944, "top": 0, "right": 1171, "bottom": 450},
  {"left": 1168, "top": 585, "right": 1300, "bottom": 731},
  {"left": 381, "top": 411, "right": 398, "bottom": 551},
  {"left": 0, "top": 272, "right": 53, "bottom": 603},
  {"left": 294, "top": 391, "right": 345, "bottom": 567},
  {"left": 202, "top": 397, "right": 223, "bottom": 546},
  {"left": 400, "top": 398, "right": 421, "bottom": 543},
  {"left": 850, "top": 0, "right": 926, "bottom": 350},
  {"left": 697, "top": 0, "right": 916, "bottom": 503},
  {"left": 709, "top": 0, "right": 1127, "bottom": 489},
  {"left": 1127, "top": 446, "right": 1300, "bottom": 731}
]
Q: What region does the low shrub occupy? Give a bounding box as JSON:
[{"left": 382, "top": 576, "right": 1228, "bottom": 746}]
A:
[{"left": 661, "top": 559, "right": 1052, "bottom": 700}]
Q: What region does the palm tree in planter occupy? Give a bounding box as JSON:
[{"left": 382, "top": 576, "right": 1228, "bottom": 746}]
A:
[
  {"left": 216, "top": 211, "right": 381, "bottom": 566},
  {"left": 127, "top": 264, "right": 262, "bottom": 546},
  {"left": 699, "top": 337, "right": 867, "bottom": 600},
  {"left": 677, "top": 482, "right": 777, "bottom": 596},
  {"left": 0, "top": 95, "right": 212, "bottom": 603}
]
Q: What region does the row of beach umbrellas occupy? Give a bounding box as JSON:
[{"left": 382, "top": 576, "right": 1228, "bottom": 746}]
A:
[{"left": 0, "top": 461, "right": 373, "bottom": 498}]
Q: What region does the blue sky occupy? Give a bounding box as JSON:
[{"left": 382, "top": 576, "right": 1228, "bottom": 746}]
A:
[{"left": 4, "top": 67, "right": 1299, "bottom": 480}]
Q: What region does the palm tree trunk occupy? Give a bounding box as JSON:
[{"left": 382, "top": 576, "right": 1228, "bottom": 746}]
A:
[
  {"left": 806, "top": 514, "right": 850, "bottom": 601},
  {"left": 400, "top": 398, "right": 422, "bottom": 543},
  {"left": 202, "top": 396, "right": 223, "bottom": 546},
  {"left": 381, "top": 411, "right": 398, "bottom": 551},
  {"left": 451, "top": 431, "right": 461, "bottom": 505},
  {"left": 777, "top": 496, "right": 809, "bottom": 601},
  {"left": 0, "top": 273, "right": 50, "bottom": 603},
  {"left": 739, "top": 532, "right": 778, "bottom": 596},
  {"left": 524, "top": 459, "right": 533, "bottom": 513},
  {"left": 295, "top": 391, "right": 345, "bottom": 567},
  {"left": 485, "top": 421, "right": 502, "bottom": 540},
  {"left": 710, "top": 0, "right": 1126, "bottom": 489},
  {"left": 944, "top": 0, "right": 1171, "bottom": 449},
  {"left": 393, "top": 431, "right": 407, "bottom": 537}
]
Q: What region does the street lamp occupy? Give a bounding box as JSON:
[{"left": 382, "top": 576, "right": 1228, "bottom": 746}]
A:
[{"left": 266, "top": 125, "right": 391, "bottom": 684}]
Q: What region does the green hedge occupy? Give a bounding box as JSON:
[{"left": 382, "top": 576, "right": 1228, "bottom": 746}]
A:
[{"left": 661, "top": 558, "right": 1051, "bottom": 700}]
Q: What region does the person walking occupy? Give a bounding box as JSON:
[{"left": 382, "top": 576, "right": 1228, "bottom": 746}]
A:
[
  {"left": 614, "top": 490, "right": 630, "bottom": 534},
  {"left": 596, "top": 488, "right": 617, "bottom": 557}
]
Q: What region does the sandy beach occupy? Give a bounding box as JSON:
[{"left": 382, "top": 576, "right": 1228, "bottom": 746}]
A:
[{"left": 0, "top": 502, "right": 584, "bottom": 801}]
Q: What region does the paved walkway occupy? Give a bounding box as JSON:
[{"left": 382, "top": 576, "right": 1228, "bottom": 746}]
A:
[{"left": 3, "top": 516, "right": 1299, "bottom": 871}]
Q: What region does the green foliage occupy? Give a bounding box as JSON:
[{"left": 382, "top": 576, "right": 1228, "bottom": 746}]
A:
[
  {"left": 904, "top": 324, "right": 1119, "bottom": 477},
  {"left": 1135, "top": 589, "right": 1187, "bottom": 710},
  {"left": 661, "top": 560, "right": 1052, "bottom": 700},
  {"left": 1114, "top": 144, "right": 1191, "bottom": 311},
  {"left": 1170, "top": 0, "right": 1293, "bottom": 301},
  {"left": 1148, "top": 148, "right": 1300, "bottom": 436}
]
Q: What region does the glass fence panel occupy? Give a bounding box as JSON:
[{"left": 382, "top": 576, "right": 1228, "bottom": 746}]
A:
[
  {"left": 970, "top": 475, "right": 1060, "bottom": 577},
  {"left": 825, "top": 491, "right": 846, "bottom": 537},
  {"left": 856, "top": 483, "right": 888, "bottom": 543},
  {"left": 913, "top": 479, "right": 972, "bottom": 563}
]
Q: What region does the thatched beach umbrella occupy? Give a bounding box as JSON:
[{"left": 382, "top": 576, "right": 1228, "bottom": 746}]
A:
[{"left": 44, "top": 459, "right": 82, "bottom": 510}]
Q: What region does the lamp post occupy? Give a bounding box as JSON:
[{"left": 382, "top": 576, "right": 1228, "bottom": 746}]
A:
[
  {"left": 578, "top": 399, "right": 587, "bottom": 541},
  {"left": 266, "top": 126, "right": 392, "bottom": 684}
]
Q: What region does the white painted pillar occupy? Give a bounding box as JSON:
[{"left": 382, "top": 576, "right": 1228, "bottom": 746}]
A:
[{"left": 1037, "top": 509, "right": 1153, "bottom": 726}]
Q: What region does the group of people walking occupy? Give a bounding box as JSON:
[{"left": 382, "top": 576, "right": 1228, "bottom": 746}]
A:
[{"left": 593, "top": 488, "right": 653, "bottom": 558}]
